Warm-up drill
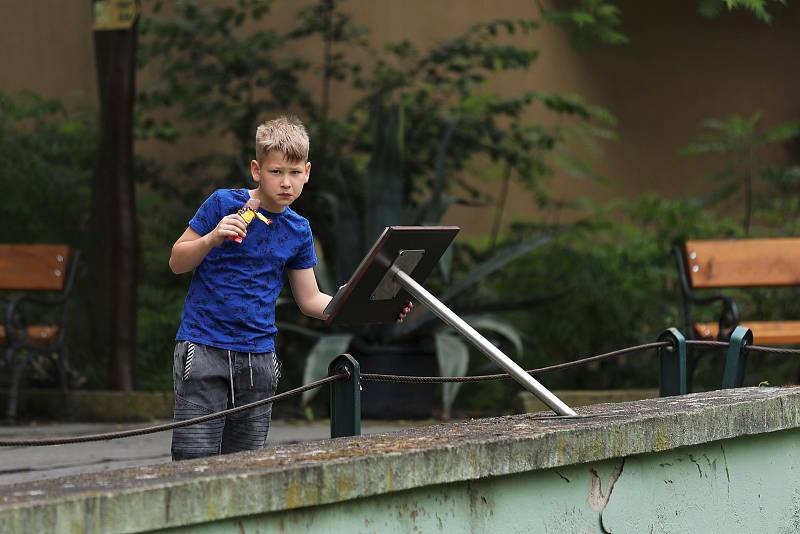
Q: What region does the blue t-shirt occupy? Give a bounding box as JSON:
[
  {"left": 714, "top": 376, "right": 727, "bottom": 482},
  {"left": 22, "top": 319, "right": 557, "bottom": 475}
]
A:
[{"left": 175, "top": 188, "right": 317, "bottom": 352}]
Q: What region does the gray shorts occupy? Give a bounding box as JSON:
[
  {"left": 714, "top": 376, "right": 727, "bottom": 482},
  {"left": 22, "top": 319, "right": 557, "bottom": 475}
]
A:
[{"left": 170, "top": 341, "right": 281, "bottom": 461}]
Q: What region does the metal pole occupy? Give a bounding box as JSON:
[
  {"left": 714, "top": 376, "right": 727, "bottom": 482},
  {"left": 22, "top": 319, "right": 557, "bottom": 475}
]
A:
[
  {"left": 329, "top": 354, "right": 361, "bottom": 438},
  {"left": 658, "top": 327, "right": 687, "bottom": 397},
  {"left": 392, "top": 267, "right": 577, "bottom": 416},
  {"left": 721, "top": 326, "right": 752, "bottom": 389}
]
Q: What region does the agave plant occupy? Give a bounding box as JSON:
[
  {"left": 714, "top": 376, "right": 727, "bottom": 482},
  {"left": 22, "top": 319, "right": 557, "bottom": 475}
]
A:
[{"left": 282, "top": 97, "right": 584, "bottom": 418}]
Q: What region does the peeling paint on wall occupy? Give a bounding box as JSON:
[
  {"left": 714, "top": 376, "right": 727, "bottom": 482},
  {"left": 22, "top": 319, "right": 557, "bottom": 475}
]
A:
[{"left": 152, "top": 430, "right": 800, "bottom": 534}]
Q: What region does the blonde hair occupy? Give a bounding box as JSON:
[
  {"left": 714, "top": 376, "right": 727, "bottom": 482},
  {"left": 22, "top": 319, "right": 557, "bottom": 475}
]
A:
[{"left": 255, "top": 116, "right": 310, "bottom": 164}]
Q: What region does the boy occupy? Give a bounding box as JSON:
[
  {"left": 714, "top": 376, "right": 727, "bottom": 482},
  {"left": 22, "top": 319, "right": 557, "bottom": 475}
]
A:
[{"left": 168, "top": 116, "right": 409, "bottom": 461}]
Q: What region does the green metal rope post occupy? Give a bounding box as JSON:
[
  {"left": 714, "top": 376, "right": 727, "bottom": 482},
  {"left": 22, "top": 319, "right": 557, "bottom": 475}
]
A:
[
  {"left": 329, "top": 354, "right": 361, "bottom": 438},
  {"left": 659, "top": 328, "right": 687, "bottom": 397},
  {"left": 721, "top": 326, "right": 753, "bottom": 389}
]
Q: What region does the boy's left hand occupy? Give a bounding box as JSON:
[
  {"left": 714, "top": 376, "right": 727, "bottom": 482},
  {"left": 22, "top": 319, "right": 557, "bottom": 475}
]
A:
[{"left": 396, "top": 301, "right": 413, "bottom": 323}]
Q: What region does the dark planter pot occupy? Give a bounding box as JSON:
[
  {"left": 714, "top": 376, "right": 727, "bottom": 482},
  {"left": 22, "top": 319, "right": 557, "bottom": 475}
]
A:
[{"left": 353, "top": 345, "right": 438, "bottom": 419}]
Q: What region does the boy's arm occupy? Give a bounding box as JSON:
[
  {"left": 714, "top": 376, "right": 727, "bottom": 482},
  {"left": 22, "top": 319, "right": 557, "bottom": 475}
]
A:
[
  {"left": 287, "top": 267, "right": 332, "bottom": 320},
  {"left": 169, "top": 214, "right": 249, "bottom": 274},
  {"left": 287, "top": 268, "right": 413, "bottom": 322}
]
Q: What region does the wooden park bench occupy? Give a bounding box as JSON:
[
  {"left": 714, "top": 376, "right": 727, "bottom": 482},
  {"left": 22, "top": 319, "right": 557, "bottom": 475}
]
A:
[
  {"left": 0, "top": 244, "right": 80, "bottom": 421},
  {"left": 674, "top": 237, "right": 800, "bottom": 346}
]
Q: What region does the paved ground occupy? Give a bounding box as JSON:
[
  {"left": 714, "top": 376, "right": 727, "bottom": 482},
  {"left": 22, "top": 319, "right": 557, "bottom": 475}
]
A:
[{"left": 0, "top": 419, "right": 425, "bottom": 487}]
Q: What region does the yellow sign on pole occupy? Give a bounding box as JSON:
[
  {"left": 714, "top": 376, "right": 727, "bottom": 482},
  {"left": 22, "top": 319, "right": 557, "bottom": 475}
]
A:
[{"left": 92, "top": 0, "right": 140, "bottom": 31}]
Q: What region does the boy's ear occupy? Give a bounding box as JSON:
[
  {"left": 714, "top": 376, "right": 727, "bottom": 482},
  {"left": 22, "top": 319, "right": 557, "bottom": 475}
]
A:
[
  {"left": 250, "top": 160, "right": 261, "bottom": 182},
  {"left": 304, "top": 161, "right": 311, "bottom": 182}
]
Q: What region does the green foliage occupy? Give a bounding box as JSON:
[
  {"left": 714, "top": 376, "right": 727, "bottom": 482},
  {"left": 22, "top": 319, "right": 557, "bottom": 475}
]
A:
[
  {"left": 0, "top": 91, "right": 98, "bottom": 384},
  {"left": 472, "top": 189, "right": 800, "bottom": 405},
  {"left": 0, "top": 91, "right": 94, "bottom": 245},
  {"left": 138, "top": 0, "right": 311, "bottom": 185},
  {"left": 7, "top": 0, "right": 798, "bottom": 410},
  {"left": 537, "top": 0, "right": 629, "bottom": 49},
  {"left": 486, "top": 195, "right": 743, "bottom": 395},
  {"left": 138, "top": 0, "right": 613, "bottom": 277},
  {"left": 697, "top": 0, "right": 786, "bottom": 22},
  {"left": 681, "top": 111, "right": 800, "bottom": 233},
  {"left": 542, "top": 0, "right": 787, "bottom": 50},
  {"left": 137, "top": 0, "right": 613, "bottom": 416},
  {"left": 135, "top": 178, "right": 192, "bottom": 390},
  {"left": 0, "top": 90, "right": 196, "bottom": 390}
]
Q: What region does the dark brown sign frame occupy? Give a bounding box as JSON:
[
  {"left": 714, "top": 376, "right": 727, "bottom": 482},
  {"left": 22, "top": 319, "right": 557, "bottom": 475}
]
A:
[{"left": 324, "top": 226, "right": 460, "bottom": 325}]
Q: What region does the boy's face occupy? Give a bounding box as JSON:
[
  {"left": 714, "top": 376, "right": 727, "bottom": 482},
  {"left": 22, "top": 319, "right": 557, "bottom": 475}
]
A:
[{"left": 250, "top": 150, "right": 311, "bottom": 212}]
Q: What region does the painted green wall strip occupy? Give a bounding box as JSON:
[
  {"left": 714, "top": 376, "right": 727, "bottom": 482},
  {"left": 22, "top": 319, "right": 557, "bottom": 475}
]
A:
[{"left": 163, "top": 430, "right": 800, "bottom": 533}]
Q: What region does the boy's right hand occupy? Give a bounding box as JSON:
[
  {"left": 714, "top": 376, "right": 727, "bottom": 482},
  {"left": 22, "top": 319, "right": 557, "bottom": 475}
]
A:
[{"left": 209, "top": 213, "right": 248, "bottom": 246}]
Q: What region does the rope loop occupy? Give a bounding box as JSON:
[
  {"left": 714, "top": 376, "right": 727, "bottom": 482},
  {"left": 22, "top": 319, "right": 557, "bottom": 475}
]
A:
[{"left": 361, "top": 341, "right": 672, "bottom": 384}]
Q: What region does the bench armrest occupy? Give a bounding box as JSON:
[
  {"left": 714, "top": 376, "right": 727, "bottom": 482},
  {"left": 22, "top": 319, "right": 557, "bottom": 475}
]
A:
[
  {"left": 685, "top": 292, "right": 730, "bottom": 307},
  {"left": 684, "top": 292, "right": 742, "bottom": 339},
  {"left": 715, "top": 296, "right": 741, "bottom": 339},
  {"left": 3, "top": 295, "right": 28, "bottom": 346},
  {"left": 673, "top": 242, "right": 742, "bottom": 338},
  {"left": 4, "top": 293, "right": 71, "bottom": 348}
]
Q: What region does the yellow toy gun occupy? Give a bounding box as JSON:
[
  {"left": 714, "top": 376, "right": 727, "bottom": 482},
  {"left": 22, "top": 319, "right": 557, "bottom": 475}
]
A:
[{"left": 229, "top": 198, "right": 272, "bottom": 243}]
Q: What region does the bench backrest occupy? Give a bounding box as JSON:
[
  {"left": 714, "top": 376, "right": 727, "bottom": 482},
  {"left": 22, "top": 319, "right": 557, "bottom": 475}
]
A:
[
  {"left": 0, "top": 244, "right": 73, "bottom": 291},
  {"left": 684, "top": 238, "right": 800, "bottom": 289}
]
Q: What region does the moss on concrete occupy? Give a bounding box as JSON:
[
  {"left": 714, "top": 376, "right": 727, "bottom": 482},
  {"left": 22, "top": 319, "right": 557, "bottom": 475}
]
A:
[
  {"left": 516, "top": 388, "right": 659, "bottom": 413},
  {"left": 2, "top": 387, "right": 800, "bottom": 533}
]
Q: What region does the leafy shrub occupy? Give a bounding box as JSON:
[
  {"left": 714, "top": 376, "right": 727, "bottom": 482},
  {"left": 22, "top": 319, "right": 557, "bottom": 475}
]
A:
[
  {"left": 0, "top": 91, "right": 101, "bottom": 384},
  {"left": 0, "top": 91, "right": 94, "bottom": 245},
  {"left": 466, "top": 191, "right": 800, "bottom": 414}
]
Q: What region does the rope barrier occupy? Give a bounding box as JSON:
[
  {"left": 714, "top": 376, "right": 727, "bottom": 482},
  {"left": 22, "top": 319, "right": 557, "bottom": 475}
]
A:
[
  {"left": 0, "top": 375, "right": 343, "bottom": 447},
  {"left": 361, "top": 341, "right": 671, "bottom": 384},
  {"left": 685, "top": 339, "right": 800, "bottom": 355},
  {"left": 4, "top": 336, "right": 800, "bottom": 447},
  {"left": 745, "top": 345, "right": 800, "bottom": 355},
  {"left": 685, "top": 340, "right": 729, "bottom": 349}
]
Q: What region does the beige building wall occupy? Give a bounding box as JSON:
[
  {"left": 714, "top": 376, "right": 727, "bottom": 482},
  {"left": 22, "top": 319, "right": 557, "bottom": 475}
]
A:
[
  {"left": 0, "top": 2, "right": 96, "bottom": 100},
  {"left": 1, "top": 1, "right": 798, "bottom": 236}
]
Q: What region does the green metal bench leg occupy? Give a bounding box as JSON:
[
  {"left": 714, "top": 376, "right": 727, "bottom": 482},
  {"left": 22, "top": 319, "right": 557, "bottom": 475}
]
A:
[
  {"left": 659, "top": 328, "right": 687, "bottom": 397},
  {"left": 5, "top": 348, "right": 29, "bottom": 422},
  {"left": 56, "top": 346, "right": 73, "bottom": 419},
  {"left": 329, "top": 354, "right": 361, "bottom": 438},
  {"left": 721, "top": 326, "right": 753, "bottom": 389}
]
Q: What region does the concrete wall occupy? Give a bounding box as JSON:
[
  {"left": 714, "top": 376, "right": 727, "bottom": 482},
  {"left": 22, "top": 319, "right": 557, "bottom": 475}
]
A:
[
  {"left": 2, "top": 387, "right": 800, "bottom": 533},
  {"left": 1, "top": 2, "right": 799, "bottom": 235},
  {"left": 160, "top": 431, "right": 800, "bottom": 533}
]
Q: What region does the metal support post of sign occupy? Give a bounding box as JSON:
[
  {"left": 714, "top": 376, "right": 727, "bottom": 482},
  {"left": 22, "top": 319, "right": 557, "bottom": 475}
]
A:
[
  {"left": 329, "top": 354, "right": 361, "bottom": 438},
  {"left": 721, "top": 326, "right": 753, "bottom": 389},
  {"left": 658, "top": 328, "right": 687, "bottom": 397},
  {"left": 391, "top": 267, "right": 577, "bottom": 417}
]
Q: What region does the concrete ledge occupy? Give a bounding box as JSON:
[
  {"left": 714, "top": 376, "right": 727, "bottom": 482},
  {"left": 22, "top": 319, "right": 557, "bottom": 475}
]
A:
[
  {"left": 516, "top": 388, "right": 659, "bottom": 413},
  {"left": 2, "top": 387, "right": 800, "bottom": 533}
]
